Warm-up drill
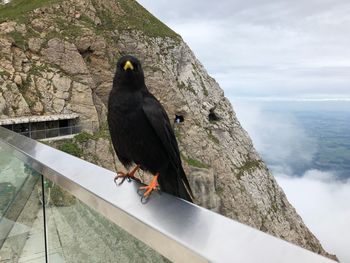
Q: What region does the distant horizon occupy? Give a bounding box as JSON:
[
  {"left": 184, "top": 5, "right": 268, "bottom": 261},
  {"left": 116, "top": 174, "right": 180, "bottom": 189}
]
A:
[{"left": 231, "top": 95, "right": 350, "bottom": 102}]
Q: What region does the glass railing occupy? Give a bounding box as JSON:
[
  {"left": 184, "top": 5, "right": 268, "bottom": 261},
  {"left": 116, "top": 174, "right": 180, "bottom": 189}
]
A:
[
  {"left": 43, "top": 179, "right": 168, "bottom": 262},
  {"left": 0, "top": 126, "right": 337, "bottom": 263},
  {"left": 0, "top": 142, "right": 45, "bottom": 262},
  {"left": 0, "top": 137, "right": 167, "bottom": 262}
]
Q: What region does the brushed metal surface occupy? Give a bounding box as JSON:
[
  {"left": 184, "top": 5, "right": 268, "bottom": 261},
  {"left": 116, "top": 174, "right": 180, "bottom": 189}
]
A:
[{"left": 0, "top": 127, "right": 336, "bottom": 263}]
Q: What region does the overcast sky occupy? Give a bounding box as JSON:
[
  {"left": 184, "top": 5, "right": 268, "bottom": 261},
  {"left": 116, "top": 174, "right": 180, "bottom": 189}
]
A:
[{"left": 138, "top": 0, "right": 350, "bottom": 99}]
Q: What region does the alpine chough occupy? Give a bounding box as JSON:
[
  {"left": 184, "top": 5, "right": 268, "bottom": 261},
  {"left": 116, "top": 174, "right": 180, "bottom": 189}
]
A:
[{"left": 107, "top": 55, "right": 193, "bottom": 202}]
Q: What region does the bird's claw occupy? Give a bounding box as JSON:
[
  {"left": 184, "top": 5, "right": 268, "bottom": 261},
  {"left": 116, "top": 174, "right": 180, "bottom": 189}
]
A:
[
  {"left": 132, "top": 177, "right": 142, "bottom": 183},
  {"left": 137, "top": 174, "right": 160, "bottom": 203},
  {"left": 114, "top": 172, "right": 127, "bottom": 185},
  {"left": 117, "top": 176, "right": 127, "bottom": 185},
  {"left": 137, "top": 186, "right": 159, "bottom": 196},
  {"left": 137, "top": 185, "right": 161, "bottom": 204},
  {"left": 137, "top": 187, "right": 144, "bottom": 196},
  {"left": 114, "top": 171, "right": 141, "bottom": 186},
  {"left": 141, "top": 195, "right": 149, "bottom": 204}
]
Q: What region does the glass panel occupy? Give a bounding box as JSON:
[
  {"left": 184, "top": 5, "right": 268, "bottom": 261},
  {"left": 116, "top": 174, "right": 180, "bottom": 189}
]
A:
[
  {"left": 20, "top": 132, "right": 30, "bottom": 138},
  {"left": 0, "top": 138, "right": 171, "bottom": 262},
  {"left": 0, "top": 142, "right": 45, "bottom": 262},
  {"left": 44, "top": 178, "right": 170, "bottom": 263},
  {"left": 31, "top": 130, "right": 46, "bottom": 140},
  {"left": 1, "top": 125, "right": 13, "bottom": 131},
  {"left": 46, "top": 128, "right": 60, "bottom": 138},
  {"left": 59, "top": 120, "right": 69, "bottom": 128},
  {"left": 13, "top": 123, "right": 29, "bottom": 133},
  {"left": 58, "top": 127, "right": 70, "bottom": 136},
  {"left": 32, "top": 122, "right": 46, "bottom": 131},
  {"left": 46, "top": 121, "right": 59, "bottom": 130}
]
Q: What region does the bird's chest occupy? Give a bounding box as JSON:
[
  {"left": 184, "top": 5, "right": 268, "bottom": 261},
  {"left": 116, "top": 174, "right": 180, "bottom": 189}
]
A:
[
  {"left": 112, "top": 91, "right": 142, "bottom": 113},
  {"left": 116, "top": 108, "right": 145, "bottom": 132},
  {"left": 114, "top": 108, "right": 157, "bottom": 161},
  {"left": 110, "top": 96, "right": 148, "bottom": 141}
]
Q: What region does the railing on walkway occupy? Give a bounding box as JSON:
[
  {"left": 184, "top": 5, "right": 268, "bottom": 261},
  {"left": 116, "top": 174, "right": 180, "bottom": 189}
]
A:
[
  {"left": 0, "top": 126, "right": 337, "bottom": 263},
  {"left": 1, "top": 121, "right": 98, "bottom": 140},
  {"left": 20, "top": 125, "right": 83, "bottom": 139}
]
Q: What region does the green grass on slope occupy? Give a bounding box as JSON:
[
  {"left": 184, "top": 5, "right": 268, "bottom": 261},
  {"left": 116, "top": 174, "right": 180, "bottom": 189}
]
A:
[
  {"left": 92, "top": 0, "right": 180, "bottom": 39},
  {"left": 0, "top": 0, "right": 179, "bottom": 40},
  {"left": 118, "top": 0, "right": 180, "bottom": 39},
  {"left": 0, "top": 0, "right": 61, "bottom": 23}
]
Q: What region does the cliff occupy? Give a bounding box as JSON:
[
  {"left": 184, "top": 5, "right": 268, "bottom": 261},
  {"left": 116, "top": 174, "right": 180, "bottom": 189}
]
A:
[{"left": 0, "top": 0, "right": 335, "bottom": 259}]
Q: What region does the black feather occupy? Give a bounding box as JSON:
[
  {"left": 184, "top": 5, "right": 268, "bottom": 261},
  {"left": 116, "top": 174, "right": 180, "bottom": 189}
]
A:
[{"left": 108, "top": 55, "right": 193, "bottom": 202}]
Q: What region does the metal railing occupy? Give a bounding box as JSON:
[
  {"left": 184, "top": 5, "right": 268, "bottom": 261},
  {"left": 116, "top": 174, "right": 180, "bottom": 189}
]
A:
[{"left": 0, "top": 126, "right": 337, "bottom": 263}]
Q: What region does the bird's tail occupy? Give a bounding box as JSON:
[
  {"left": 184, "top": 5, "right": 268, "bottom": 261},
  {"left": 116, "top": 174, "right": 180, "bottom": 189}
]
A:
[{"left": 158, "top": 166, "right": 194, "bottom": 203}]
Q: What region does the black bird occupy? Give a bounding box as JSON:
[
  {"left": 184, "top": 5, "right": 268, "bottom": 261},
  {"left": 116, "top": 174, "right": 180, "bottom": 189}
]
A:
[{"left": 107, "top": 55, "right": 193, "bottom": 202}]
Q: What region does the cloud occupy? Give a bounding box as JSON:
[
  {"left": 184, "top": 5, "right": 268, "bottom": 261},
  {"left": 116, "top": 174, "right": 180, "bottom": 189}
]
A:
[
  {"left": 138, "top": 0, "right": 349, "bottom": 24},
  {"left": 138, "top": 0, "right": 350, "bottom": 97},
  {"left": 233, "top": 101, "right": 317, "bottom": 174},
  {"left": 233, "top": 101, "right": 350, "bottom": 262},
  {"left": 276, "top": 171, "right": 350, "bottom": 263}
]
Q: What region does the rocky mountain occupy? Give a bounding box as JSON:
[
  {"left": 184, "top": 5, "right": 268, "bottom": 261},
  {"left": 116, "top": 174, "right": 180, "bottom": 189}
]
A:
[{"left": 0, "top": 0, "right": 335, "bottom": 259}]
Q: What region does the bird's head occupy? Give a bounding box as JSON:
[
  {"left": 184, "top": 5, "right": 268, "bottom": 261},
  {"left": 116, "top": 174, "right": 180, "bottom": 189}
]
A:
[{"left": 114, "top": 55, "right": 146, "bottom": 90}]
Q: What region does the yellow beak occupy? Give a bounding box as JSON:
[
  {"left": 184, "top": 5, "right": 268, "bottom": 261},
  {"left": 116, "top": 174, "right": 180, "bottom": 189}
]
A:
[{"left": 123, "top": 60, "right": 134, "bottom": 71}]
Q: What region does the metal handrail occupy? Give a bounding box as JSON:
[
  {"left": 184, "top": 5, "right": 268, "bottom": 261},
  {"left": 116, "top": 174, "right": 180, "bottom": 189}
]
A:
[{"left": 0, "top": 126, "right": 336, "bottom": 263}]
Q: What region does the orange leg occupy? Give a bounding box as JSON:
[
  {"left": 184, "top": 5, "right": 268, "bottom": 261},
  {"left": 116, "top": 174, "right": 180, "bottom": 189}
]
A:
[
  {"left": 114, "top": 165, "right": 141, "bottom": 185},
  {"left": 138, "top": 173, "right": 159, "bottom": 202}
]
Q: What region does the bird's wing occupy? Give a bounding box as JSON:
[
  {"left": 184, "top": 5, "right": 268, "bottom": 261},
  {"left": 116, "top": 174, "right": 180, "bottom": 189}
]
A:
[
  {"left": 142, "top": 92, "right": 193, "bottom": 196},
  {"left": 142, "top": 92, "right": 181, "bottom": 166}
]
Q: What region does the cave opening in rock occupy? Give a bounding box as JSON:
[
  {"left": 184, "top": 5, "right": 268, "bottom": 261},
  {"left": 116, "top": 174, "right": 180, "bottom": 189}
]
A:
[
  {"left": 208, "top": 109, "right": 220, "bottom": 122},
  {"left": 79, "top": 46, "right": 94, "bottom": 60},
  {"left": 174, "top": 115, "right": 184, "bottom": 124}
]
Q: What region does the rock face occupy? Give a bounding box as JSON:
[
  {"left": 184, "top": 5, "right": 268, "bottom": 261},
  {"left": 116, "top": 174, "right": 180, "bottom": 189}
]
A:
[{"left": 0, "top": 0, "right": 335, "bottom": 259}]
